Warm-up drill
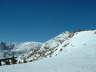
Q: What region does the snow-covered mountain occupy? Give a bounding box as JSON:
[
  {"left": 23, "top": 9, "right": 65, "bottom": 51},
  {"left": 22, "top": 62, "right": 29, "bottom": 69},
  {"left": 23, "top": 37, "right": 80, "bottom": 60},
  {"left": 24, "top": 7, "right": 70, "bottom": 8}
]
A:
[
  {"left": 0, "top": 42, "right": 42, "bottom": 59},
  {"left": 17, "top": 31, "right": 74, "bottom": 63},
  {"left": 0, "top": 30, "right": 96, "bottom": 72}
]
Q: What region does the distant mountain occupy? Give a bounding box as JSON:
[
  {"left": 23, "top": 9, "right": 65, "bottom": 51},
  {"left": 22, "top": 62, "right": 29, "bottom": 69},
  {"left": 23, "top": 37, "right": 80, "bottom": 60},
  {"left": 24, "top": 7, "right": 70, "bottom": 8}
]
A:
[{"left": 0, "top": 42, "right": 42, "bottom": 59}]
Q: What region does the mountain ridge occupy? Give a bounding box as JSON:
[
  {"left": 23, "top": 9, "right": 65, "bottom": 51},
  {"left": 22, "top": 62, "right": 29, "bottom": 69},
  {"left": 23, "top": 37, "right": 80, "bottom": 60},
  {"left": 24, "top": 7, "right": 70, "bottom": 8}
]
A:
[
  {"left": 0, "top": 30, "right": 96, "bottom": 65},
  {"left": 1, "top": 30, "right": 96, "bottom": 72}
]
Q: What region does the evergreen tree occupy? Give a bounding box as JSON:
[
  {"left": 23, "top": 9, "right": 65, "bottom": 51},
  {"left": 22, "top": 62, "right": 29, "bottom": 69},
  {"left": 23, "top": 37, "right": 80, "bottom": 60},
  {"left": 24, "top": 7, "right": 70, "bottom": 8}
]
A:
[
  {"left": 0, "top": 60, "right": 1, "bottom": 66},
  {"left": 5, "top": 59, "right": 10, "bottom": 65},
  {"left": 11, "top": 56, "right": 17, "bottom": 64}
]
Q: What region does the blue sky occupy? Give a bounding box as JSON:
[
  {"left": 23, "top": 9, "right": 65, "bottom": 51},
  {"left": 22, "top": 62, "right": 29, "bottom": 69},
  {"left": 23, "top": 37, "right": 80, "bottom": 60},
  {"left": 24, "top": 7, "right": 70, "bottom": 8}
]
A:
[{"left": 0, "top": 0, "right": 96, "bottom": 42}]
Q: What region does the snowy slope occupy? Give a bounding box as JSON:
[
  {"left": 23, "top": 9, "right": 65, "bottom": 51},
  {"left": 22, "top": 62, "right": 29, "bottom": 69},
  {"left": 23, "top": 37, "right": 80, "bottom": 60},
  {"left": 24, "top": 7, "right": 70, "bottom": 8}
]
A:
[
  {"left": 0, "top": 30, "right": 96, "bottom": 72},
  {"left": 17, "top": 31, "right": 74, "bottom": 62}
]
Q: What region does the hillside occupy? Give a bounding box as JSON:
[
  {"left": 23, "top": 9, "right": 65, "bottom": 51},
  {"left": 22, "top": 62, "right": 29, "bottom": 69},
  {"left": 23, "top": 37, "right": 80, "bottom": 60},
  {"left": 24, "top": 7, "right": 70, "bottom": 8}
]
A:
[{"left": 0, "top": 30, "right": 96, "bottom": 72}]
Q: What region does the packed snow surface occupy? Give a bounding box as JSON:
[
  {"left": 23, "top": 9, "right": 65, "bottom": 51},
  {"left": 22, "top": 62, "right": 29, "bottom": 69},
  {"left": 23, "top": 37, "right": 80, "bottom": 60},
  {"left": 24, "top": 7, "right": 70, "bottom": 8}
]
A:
[{"left": 0, "top": 30, "right": 96, "bottom": 72}]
